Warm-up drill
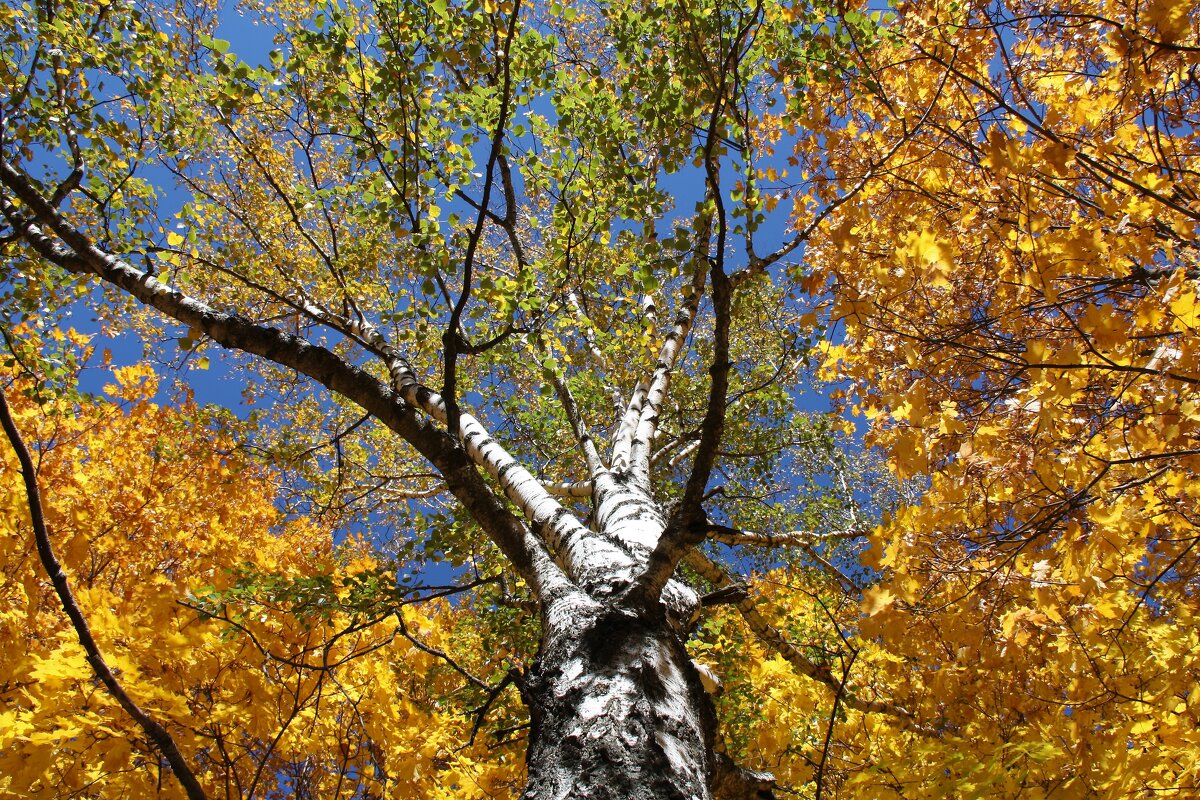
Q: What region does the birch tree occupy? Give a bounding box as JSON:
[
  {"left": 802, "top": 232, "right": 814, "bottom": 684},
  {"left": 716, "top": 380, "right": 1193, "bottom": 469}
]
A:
[
  {"left": 9, "top": 0, "right": 1196, "bottom": 797},
  {"left": 1, "top": 0, "right": 883, "bottom": 797}
]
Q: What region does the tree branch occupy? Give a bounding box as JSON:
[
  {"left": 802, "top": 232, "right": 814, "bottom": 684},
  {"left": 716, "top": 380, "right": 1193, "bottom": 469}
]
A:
[
  {"left": 444, "top": 0, "right": 522, "bottom": 437},
  {"left": 683, "top": 549, "right": 928, "bottom": 728},
  {"left": 0, "top": 385, "right": 209, "bottom": 800},
  {"left": 640, "top": 105, "right": 733, "bottom": 600},
  {"left": 707, "top": 524, "right": 860, "bottom": 592},
  {"left": 0, "top": 156, "right": 574, "bottom": 608},
  {"left": 713, "top": 752, "right": 776, "bottom": 800}
]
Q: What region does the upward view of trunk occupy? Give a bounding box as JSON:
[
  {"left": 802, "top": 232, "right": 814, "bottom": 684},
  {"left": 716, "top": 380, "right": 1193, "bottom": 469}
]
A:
[
  {"left": 0, "top": 4, "right": 841, "bottom": 796},
  {"left": 518, "top": 469, "right": 717, "bottom": 800},
  {"left": 6, "top": 1, "right": 1199, "bottom": 797},
  {"left": 0, "top": 124, "right": 786, "bottom": 799}
]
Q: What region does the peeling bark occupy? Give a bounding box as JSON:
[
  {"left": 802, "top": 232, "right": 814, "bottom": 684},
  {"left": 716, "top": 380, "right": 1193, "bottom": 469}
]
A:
[{"left": 522, "top": 594, "right": 717, "bottom": 800}]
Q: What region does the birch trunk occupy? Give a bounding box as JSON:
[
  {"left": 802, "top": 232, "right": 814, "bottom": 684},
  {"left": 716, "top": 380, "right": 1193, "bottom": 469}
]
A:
[
  {"left": 515, "top": 465, "right": 720, "bottom": 800},
  {"left": 522, "top": 591, "right": 716, "bottom": 800}
]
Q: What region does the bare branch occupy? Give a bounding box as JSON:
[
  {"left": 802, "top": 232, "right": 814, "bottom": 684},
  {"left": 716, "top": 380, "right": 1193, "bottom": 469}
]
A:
[
  {"left": 542, "top": 479, "right": 594, "bottom": 498},
  {"left": 565, "top": 290, "right": 624, "bottom": 414},
  {"left": 706, "top": 526, "right": 869, "bottom": 548},
  {"left": 530, "top": 339, "right": 604, "bottom": 475}
]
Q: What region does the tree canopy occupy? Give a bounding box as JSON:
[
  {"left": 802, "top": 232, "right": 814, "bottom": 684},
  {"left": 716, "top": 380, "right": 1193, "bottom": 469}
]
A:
[{"left": 1, "top": 0, "right": 1198, "bottom": 797}]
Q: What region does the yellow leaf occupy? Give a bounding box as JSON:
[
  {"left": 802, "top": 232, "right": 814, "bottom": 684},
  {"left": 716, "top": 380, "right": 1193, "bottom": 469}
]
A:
[
  {"left": 900, "top": 229, "right": 954, "bottom": 288},
  {"left": 1169, "top": 285, "right": 1198, "bottom": 330},
  {"left": 1145, "top": 0, "right": 1191, "bottom": 44},
  {"left": 863, "top": 586, "right": 895, "bottom": 617},
  {"left": 1130, "top": 718, "right": 1156, "bottom": 736}
]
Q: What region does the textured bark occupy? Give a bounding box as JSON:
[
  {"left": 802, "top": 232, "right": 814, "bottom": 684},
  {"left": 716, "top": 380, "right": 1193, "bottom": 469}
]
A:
[
  {"left": 518, "top": 471, "right": 723, "bottom": 800},
  {"left": 522, "top": 593, "right": 717, "bottom": 800}
]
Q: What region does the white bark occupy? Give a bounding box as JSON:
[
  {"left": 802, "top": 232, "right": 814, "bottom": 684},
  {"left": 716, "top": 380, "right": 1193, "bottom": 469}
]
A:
[
  {"left": 624, "top": 263, "right": 710, "bottom": 484},
  {"left": 523, "top": 594, "right": 717, "bottom": 800},
  {"left": 567, "top": 289, "right": 626, "bottom": 415}
]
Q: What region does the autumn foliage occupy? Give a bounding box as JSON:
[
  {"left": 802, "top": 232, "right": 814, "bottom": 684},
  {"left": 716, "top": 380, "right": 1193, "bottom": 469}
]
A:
[
  {"left": 796, "top": 0, "right": 1200, "bottom": 795},
  {"left": 2, "top": 0, "right": 1200, "bottom": 797},
  {"left": 0, "top": 367, "right": 523, "bottom": 798}
]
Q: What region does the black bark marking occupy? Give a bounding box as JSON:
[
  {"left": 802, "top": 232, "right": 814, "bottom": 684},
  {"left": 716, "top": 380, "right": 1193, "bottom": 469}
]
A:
[
  {"left": 522, "top": 608, "right": 719, "bottom": 800},
  {"left": 601, "top": 497, "right": 653, "bottom": 525}
]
